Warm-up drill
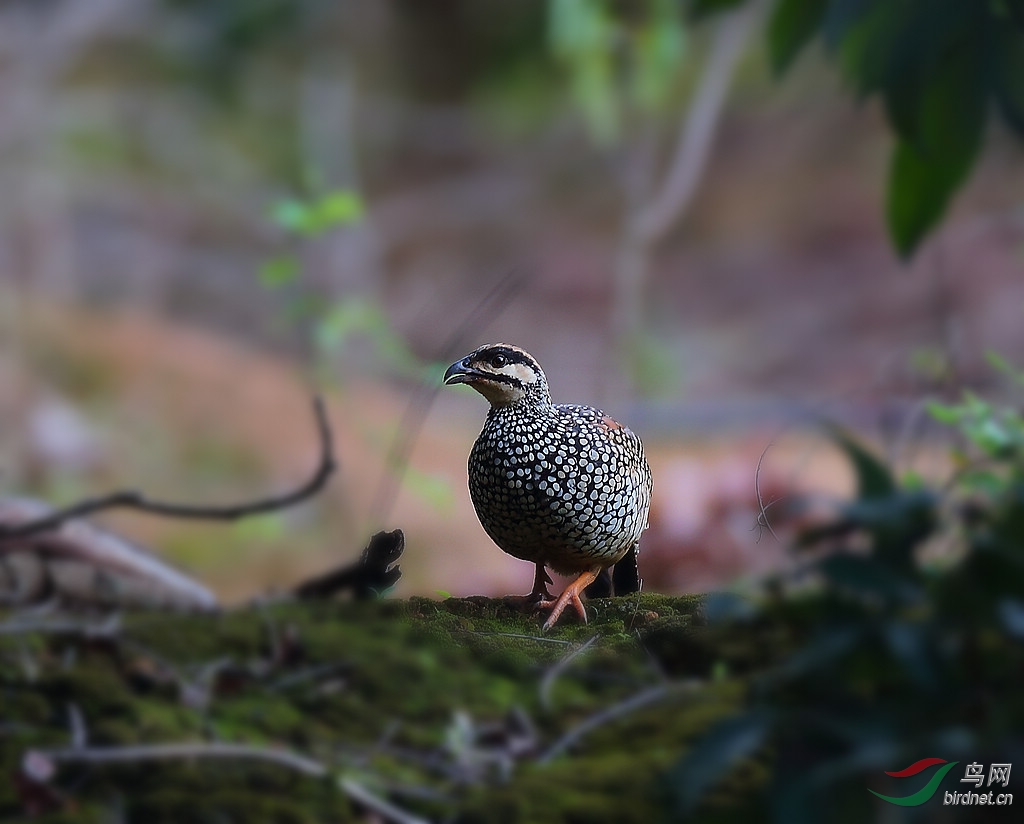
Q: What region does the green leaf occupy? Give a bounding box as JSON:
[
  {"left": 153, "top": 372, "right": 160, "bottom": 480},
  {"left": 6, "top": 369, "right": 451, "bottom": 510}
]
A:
[
  {"left": 836, "top": 2, "right": 914, "bottom": 96},
  {"left": 316, "top": 190, "right": 364, "bottom": 228},
  {"left": 271, "top": 198, "right": 311, "bottom": 233},
  {"left": 548, "top": 0, "right": 621, "bottom": 144},
  {"left": 258, "top": 256, "right": 298, "bottom": 288},
  {"left": 768, "top": 0, "right": 828, "bottom": 74},
  {"left": 925, "top": 400, "right": 961, "bottom": 425},
  {"left": 825, "top": 424, "right": 896, "bottom": 500},
  {"left": 630, "top": 0, "right": 687, "bottom": 111},
  {"left": 884, "top": 18, "right": 986, "bottom": 256},
  {"left": 986, "top": 350, "right": 1024, "bottom": 386}
]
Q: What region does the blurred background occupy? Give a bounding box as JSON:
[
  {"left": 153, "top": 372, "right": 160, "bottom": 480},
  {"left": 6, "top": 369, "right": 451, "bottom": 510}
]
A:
[{"left": 1, "top": 0, "right": 1022, "bottom": 603}]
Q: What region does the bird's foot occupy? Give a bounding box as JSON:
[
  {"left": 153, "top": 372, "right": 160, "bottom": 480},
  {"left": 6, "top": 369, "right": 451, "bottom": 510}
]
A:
[{"left": 539, "top": 567, "right": 601, "bottom": 631}]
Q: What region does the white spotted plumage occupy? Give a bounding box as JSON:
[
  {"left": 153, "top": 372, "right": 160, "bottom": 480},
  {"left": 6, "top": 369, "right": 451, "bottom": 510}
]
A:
[{"left": 445, "top": 344, "right": 652, "bottom": 578}]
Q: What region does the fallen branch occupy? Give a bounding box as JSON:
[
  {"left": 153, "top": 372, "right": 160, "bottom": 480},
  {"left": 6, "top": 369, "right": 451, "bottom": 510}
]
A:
[
  {"left": 339, "top": 776, "right": 431, "bottom": 824},
  {"left": 538, "top": 681, "right": 701, "bottom": 765},
  {"left": 754, "top": 439, "right": 781, "bottom": 543},
  {"left": 539, "top": 635, "right": 599, "bottom": 711},
  {"left": 25, "top": 741, "right": 328, "bottom": 778},
  {"left": 294, "top": 529, "right": 404, "bottom": 600},
  {"left": 0, "top": 396, "right": 336, "bottom": 541}
]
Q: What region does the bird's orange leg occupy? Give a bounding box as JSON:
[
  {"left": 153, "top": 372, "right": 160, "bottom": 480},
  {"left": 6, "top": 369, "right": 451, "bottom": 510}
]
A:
[{"left": 540, "top": 566, "right": 601, "bottom": 631}]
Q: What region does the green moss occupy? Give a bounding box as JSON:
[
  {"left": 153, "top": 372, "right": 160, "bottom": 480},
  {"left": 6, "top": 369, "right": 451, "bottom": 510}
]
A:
[{"left": 0, "top": 594, "right": 755, "bottom": 823}]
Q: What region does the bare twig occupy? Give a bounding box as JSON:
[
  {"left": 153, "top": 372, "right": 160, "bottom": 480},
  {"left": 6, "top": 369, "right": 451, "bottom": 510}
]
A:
[
  {"left": 0, "top": 396, "right": 336, "bottom": 541},
  {"left": 0, "top": 613, "right": 121, "bottom": 637},
  {"left": 538, "top": 681, "right": 700, "bottom": 765},
  {"left": 370, "top": 269, "right": 526, "bottom": 526},
  {"left": 754, "top": 439, "right": 781, "bottom": 543},
  {"left": 469, "top": 631, "right": 572, "bottom": 646},
  {"left": 27, "top": 742, "right": 328, "bottom": 778},
  {"left": 611, "top": 0, "right": 769, "bottom": 345},
  {"left": 540, "top": 635, "right": 599, "bottom": 710},
  {"left": 631, "top": 1, "right": 768, "bottom": 245},
  {"left": 66, "top": 704, "right": 87, "bottom": 750},
  {"left": 339, "top": 776, "right": 431, "bottom": 824}
]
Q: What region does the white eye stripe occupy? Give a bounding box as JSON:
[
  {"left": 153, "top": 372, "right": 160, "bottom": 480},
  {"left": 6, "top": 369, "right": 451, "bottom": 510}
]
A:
[{"left": 501, "top": 363, "right": 538, "bottom": 384}]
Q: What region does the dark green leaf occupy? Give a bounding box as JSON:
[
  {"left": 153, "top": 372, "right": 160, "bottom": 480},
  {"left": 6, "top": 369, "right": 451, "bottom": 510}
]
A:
[
  {"left": 878, "top": 3, "right": 981, "bottom": 146},
  {"left": 819, "top": 554, "right": 921, "bottom": 603},
  {"left": 994, "top": 0, "right": 1024, "bottom": 29},
  {"left": 835, "top": 2, "right": 915, "bottom": 96},
  {"left": 824, "top": 424, "right": 895, "bottom": 500},
  {"left": 688, "top": 0, "right": 747, "bottom": 20},
  {"left": 885, "top": 37, "right": 985, "bottom": 256},
  {"left": 668, "top": 711, "right": 772, "bottom": 813},
  {"left": 768, "top": 0, "right": 828, "bottom": 74},
  {"left": 881, "top": 620, "right": 937, "bottom": 687},
  {"left": 764, "top": 626, "right": 862, "bottom": 684},
  {"left": 999, "top": 599, "right": 1024, "bottom": 638},
  {"left": 821, "top": 0, "right": 873, "bottom": 49},
  {"left": 992, "top": 25, "right": 1024, "bottom": 139}
]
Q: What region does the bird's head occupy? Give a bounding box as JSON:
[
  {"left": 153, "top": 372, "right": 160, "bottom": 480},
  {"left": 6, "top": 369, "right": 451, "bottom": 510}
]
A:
[{"left": 443, "top": 343, "right": 550, "bottom": 407}]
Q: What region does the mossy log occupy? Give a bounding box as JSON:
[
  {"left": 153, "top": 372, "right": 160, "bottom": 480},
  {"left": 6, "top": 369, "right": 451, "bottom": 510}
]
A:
[{"left": 0, "top": 594, "right": 766, "bottom": 823}]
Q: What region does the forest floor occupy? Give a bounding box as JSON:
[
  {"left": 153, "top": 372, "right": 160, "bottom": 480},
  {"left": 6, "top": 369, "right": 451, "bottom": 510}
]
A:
[{"left": 0, "top": 592, "right": 774, "bottom": 824}]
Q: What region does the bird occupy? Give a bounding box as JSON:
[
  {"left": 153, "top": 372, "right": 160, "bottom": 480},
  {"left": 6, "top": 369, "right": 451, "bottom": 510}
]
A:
[{"left": 443, "top": 343, "right": 652, "bottom": 629}]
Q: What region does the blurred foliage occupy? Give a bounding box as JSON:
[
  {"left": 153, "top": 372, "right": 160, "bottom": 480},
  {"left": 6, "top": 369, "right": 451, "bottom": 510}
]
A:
[
  {"left": 670, "top": 376, "right": 1024, "bottom": 821},
  {"left": 751, "top": 0, "right": 1024, "bottom": 256},
  {"left": 258, "top": 189, "right": 433, "bottom": 383},
  {"left": 549, "top": 0, "right": 687, "bottom": 144},
  {"left": 555, "top": 0, "right": 1024, "bottom": 254},
  {"left": 160, "top": 0, "right": 305, "bottom": 100},
  {"left": 927, "top": 352, "right": 1024, "bottom": 496},
  {"left": 142, "top": 0, "right": 1024, "bottom": 263}
]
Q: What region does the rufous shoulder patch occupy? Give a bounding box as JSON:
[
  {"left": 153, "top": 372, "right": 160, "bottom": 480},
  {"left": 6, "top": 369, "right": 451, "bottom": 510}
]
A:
[{"left": 599, "top": 415, "right": 626, "bottom": 431}]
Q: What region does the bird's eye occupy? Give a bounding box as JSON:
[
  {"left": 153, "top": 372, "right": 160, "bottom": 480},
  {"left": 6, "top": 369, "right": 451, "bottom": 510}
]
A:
[{"left": 489, "top": 354, "right": 507, "bottom": 368}]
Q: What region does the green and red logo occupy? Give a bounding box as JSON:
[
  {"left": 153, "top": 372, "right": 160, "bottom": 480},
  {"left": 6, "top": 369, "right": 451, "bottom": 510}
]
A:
[{"left": 869, "top": 758, "right": 960, "bottom": 806}]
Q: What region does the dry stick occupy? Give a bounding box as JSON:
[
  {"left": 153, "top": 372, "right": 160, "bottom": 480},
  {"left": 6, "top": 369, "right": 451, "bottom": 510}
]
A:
[
  {"left": 0, "top": 396, "right": 336, "bottom": 541},
  {"left": 339, "top": 777, "right": 431, "bottom": 824},
  {"left": 754, "top": 439, "right": 781, "bottom": 544},
  {"left": 538, "top": 681, "right": 701, "bottom": 765},
  {"left": 469, "top": 630, "right": 572, "bottom": 646},
  {"left": 369, "top": 269, "right": 527, "bottom": 526},
  {"left": 28, "top": 742, "right": 328, "bottom": 778},
  {"left": 611, "top": 0, "right": 769, "bottom": 345},
  {"left": 539, "top": 635, "right": 599, "bottom": 711},
  {"left": 0, "top": 613, "right": 121, "bottom": 637}
]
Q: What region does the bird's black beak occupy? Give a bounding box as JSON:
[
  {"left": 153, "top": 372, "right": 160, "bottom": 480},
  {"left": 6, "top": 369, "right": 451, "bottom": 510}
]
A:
[{"left": 443, "top": 359, "right": 479, "bottom": 386}]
